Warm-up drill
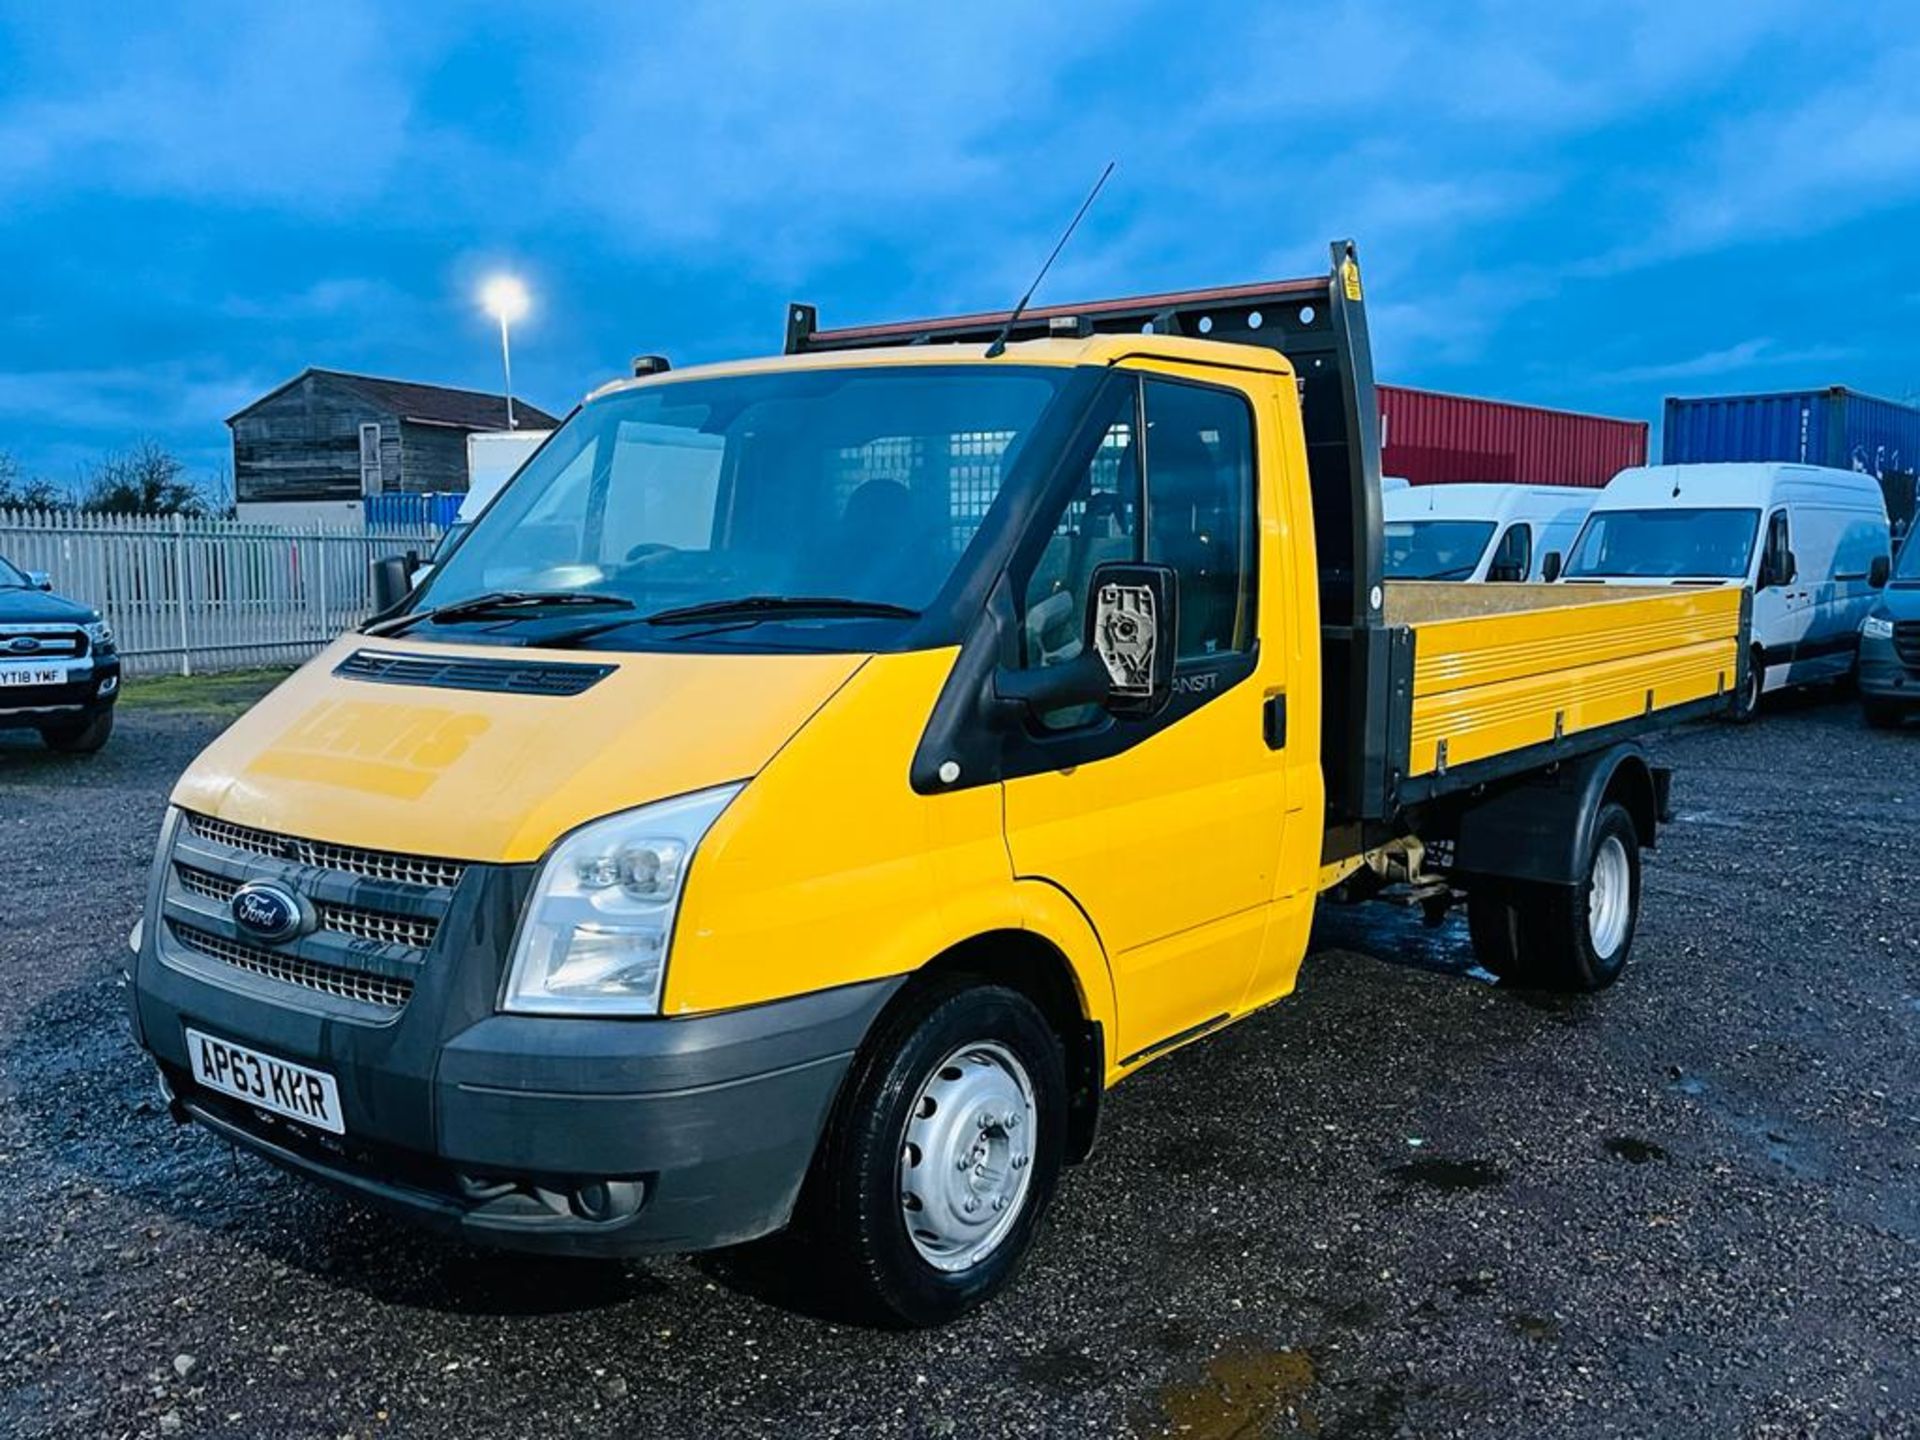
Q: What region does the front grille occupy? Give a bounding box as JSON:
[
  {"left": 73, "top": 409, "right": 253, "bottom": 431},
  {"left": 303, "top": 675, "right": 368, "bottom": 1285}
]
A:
[
  {"left": 184, "top": 813, "right": 465, "bottom": 889},
  {"left": 171, "top": 923, "right": 414, "bottom": 1011},
  {"left": 0, "top": 626, "right": 87, "bottom": 659},
  {"left": 335, "top": 648, "right": 615, "bottom": 697},
  {"left": 1895, "top": 621, "right": 1920, "bottom": 670},
  {"left": 176, "top": 865, "right": 438, "bottom": 950}
]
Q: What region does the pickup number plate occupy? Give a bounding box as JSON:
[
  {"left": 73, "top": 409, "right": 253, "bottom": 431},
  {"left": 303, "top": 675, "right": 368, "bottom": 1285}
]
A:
[{"left": 0, "top": 666, "right": 66, "bottom": 687}]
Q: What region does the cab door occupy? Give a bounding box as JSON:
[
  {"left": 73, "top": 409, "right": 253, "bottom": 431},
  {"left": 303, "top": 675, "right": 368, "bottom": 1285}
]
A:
[
  {"left": 997, "top": 365, "right": 1293, "bottom": 1065},
  {"left": 1754, "top": 507, "right": 1811, "bottom": 688}
]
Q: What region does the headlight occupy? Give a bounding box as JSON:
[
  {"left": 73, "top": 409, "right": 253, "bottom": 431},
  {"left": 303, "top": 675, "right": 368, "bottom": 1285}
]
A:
[
  {"left": 83, "top": 619, "right": 114, "bottom": 651},
  {"left": 1862, "top": 613, "right": 1894, "bottom": 640},
  {"left": 502, "top": 783, "right": 743, "bottom": 1016}
]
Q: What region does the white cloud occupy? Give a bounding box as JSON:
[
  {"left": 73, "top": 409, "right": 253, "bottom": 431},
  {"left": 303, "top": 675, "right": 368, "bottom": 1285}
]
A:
[
  {"left": 1589, "top": 44, "right": 1920, "bottom": 272},
  {"left": 1601, "top": 338, "right": 1858, "bottom": 386},
  {"left": 0, "top": 6, "right": 413, "bottom": 208}
]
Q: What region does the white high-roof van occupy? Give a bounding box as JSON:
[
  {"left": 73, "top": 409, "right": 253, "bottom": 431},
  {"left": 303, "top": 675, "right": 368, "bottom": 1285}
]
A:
[
  {"left": 1383, "top": 482, "right": 1597, "bottom": 583},
  {"left": 1562, "top": 463, "right": 1891, "bottom": 714}
]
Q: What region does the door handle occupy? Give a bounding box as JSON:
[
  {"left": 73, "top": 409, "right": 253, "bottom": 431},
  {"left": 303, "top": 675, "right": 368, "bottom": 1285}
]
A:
[{"left": 1263, "top": 692, "right": 1287, "bottom": 750}]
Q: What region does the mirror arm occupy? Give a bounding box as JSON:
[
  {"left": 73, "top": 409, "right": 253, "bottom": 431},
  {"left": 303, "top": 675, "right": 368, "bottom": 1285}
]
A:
[{"left": 990, "top": 652, "right": 1111, "bottom": 716}]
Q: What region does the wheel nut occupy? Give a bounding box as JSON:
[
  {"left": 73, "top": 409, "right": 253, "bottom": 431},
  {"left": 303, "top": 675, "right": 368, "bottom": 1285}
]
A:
[
  {"left": 1012, "top": 1154, "right": 1028, "bottom": 1170},
  {"left": 964, "top": 1198, "right": 979, "bottom": 1213},
  {"left": 977, "top": 1112, "right": 993, "bottom": 1130},
  {"left": 992, "top": 1197, "right": 1007, "bottom": 1212},
  {"left": 1005, "top": 1113, "right": 1021, "bottom": 1130}
]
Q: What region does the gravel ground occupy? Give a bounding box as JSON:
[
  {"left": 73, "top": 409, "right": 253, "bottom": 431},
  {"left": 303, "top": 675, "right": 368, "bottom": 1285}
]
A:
[{"left": 1, "top": 686, "right": 1915, "bottom": 1438}]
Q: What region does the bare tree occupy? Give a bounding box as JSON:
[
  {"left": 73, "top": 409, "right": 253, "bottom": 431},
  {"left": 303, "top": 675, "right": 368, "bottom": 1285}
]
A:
[
  {"left": 79, "top": 439, "right": 208, "bottom": 516},
  {"left": 0, "top": 451, "right": 71, "bottom": 511}
]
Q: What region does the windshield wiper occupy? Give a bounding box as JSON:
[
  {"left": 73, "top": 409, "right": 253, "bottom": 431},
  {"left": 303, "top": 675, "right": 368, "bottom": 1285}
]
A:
[
  {"left": 528, "top": 594, "right": 923, "bottom": 650},
  {"left": 365, "top": 589, "right": 634, "bottom": 637},
  {"left": 642, "top": 595, "right": 921, "bottom": 626}
]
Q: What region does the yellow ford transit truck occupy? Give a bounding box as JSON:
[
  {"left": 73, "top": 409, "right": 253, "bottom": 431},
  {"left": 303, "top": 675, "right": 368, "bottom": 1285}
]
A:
[{"left": 129, "top": 243, "right": 1747, "bottom": 1325}]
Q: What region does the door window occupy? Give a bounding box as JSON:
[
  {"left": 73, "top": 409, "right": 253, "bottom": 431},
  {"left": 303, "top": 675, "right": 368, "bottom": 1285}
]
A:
[
  {"left": 1762, "top": 510, "right": 1791, "bottom": 585},
  {"left": 1490, "top": 523, "right": 1532, "bottom": 580},
  {"left": 1142, "top": 377, "right": 1257, "bottom": 659},
  {"left": 1012, "top": 374, "right": 1257, "bottom": 729},
  {"left": 1020, "top": 388, "right": 1140, "bottom": 668}
]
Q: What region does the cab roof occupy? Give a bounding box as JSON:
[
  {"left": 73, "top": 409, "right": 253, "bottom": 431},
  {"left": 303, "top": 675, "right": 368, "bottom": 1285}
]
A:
[
  {"left": 585, "top": 332, "right": 1294, "bottom": 405},
  {"left": 1596, "top": 462, "right": 1888, "bottom": 512},
  {"left": 1384, "top": 482, "right": 1598, "bottom": 525}
]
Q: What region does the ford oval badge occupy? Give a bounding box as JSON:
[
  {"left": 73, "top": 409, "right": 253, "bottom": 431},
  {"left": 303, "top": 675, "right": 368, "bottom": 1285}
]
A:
[
  {"left": 8, "top": 636, "right": 40, "bottom": 654},
  {"left": 230, "top": 880, "right": 304, "bottom": 943}
]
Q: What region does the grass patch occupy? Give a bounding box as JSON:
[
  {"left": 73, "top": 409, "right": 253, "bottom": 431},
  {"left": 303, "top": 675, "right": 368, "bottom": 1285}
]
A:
[{"left": 119, "top": 667, "right": 295, "bottom": 716}]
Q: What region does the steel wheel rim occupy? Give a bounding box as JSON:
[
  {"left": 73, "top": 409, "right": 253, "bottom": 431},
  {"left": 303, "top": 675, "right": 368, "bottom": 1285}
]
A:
[
  {"left": 1588, "top": 834, "right": 1631, "bottom": 957},
  {"left": 897, "top": 1040, "right": 1037, "bottom": 1273}
]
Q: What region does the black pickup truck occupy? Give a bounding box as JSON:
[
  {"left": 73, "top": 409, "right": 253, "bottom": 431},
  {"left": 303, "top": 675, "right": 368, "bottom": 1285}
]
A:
[{"left": 0, "top": 553, "right": 119, "bottom": 753}]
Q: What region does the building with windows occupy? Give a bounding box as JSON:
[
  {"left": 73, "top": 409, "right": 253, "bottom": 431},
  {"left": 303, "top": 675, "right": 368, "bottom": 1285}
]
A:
[{"left": 227, "top": 368, "right": 560, "bottom": 526}]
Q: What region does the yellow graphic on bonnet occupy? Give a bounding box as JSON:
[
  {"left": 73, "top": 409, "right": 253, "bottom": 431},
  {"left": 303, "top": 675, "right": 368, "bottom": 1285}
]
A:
[{"left": 244, "top": 697, "right": 491, "bottom": 799}]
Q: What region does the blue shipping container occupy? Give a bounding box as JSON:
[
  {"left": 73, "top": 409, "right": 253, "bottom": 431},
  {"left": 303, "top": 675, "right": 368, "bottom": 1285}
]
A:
[
  {"left": 364, "top": 491, "right": 463, "bottom": 532},
  {"left": 1662, "top": 386, "right": 1920, "bottom": 532}
]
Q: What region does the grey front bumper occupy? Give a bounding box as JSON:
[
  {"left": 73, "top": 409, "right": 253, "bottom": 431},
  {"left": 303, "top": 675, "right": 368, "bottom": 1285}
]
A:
[{"left": 150, "top": 979, "right": 899, "bottom": 1257}]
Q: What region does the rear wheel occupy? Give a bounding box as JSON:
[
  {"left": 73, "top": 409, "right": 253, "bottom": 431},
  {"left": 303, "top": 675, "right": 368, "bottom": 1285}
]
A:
[
  {"left": 40, "top": 710, "right": 113, "bottom": 754},
  {"left": 1864, "top": 698, "right": 1908, "bottom": 730},
  {"left": 1475, "top": 802, "right": 1641, "bottom": 992},
  {"left": 1728, "top": 649, "right": 1764, "bottom": 723},
  {"left": 795, "top": 979, "right": 1066, "bottom": 1328}
]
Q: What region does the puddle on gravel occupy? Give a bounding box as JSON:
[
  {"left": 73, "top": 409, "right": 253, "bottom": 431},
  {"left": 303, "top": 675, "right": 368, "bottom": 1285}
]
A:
[
  {"left": 1604, "top": 1135, "right": 1669, "bottom": 1164},
  {"left": 1664, "top": 1071, "right": 1825, "bottom": 1180},
  {"left": 1506, "top": 1312, "right": 1562, "bottom": 1342},
  {"left": 1386, "top": 1157, "right": 1508, "bottom": 1192},
  {"left": 1154, "top": 1342, "right": 1318, "bottom": 1438}
]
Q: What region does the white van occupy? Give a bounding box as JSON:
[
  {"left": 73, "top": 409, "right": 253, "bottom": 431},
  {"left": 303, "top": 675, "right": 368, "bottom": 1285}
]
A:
[
  {"left": 1561, "top": 463, "right": 1891, "bottom": 714},
  {"left": 1382, "top": 482, "right": 1596, "bottom": 583}
]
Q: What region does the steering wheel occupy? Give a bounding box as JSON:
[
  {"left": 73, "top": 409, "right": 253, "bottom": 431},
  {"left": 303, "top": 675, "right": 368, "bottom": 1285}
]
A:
[{"left": 624, "top": 542, "right": 680, "bottom": 563}]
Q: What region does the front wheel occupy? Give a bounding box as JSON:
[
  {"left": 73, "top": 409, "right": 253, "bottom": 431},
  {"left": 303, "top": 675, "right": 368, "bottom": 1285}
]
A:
[
  {"left": 41, "top": 709, "right": 113, "bottom": 754},
  {"left": 795, "top": 979, "right": 1066, "bottom": 1328},
  {"left": 1476, "top": 802, "right": 1641, "bottom": 992},
  {"left": 1864, "top": 698, "right": 1908, "bottom": 730},
  {"left": 1728, "top": 649, "right": 1764, "bottom": 723}
]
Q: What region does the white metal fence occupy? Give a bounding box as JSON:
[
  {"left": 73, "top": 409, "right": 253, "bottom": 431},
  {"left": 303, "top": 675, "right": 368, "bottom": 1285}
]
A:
[{"left": 0, "top": 509, "right": 440, "bottom": 677}]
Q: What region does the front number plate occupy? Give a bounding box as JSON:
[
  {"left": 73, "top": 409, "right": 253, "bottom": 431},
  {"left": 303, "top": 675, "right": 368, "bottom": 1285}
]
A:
[
  {"left": 186, "top": 1027, "right": 344, "bottom": 1134},
  {"left": 0, "top": 666, "right": 66, "bottom": 687}
]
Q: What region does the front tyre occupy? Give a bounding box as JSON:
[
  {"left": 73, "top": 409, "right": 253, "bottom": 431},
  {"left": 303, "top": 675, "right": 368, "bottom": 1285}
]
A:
[
  {"left": 798, "top": 979, "right": 1066, "bottom": 1327},
  {"left": 1864, "top": 698, "right": 1907, "bottom": 730},
  {"left": 41, "top": 709, "right": 113, "bottom": 754}
]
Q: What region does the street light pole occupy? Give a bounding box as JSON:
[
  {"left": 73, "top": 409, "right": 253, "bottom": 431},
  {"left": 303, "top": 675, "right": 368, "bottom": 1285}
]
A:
[
  {"left": 481, "top": 275, "right": 531, "bottom": 431},
  {"left": 497, "top": 311, "right": 516, "bottom": 430}
]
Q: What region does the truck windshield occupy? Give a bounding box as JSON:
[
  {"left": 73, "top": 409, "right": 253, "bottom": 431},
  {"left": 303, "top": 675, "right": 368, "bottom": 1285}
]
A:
[
  {"left": 1382, "top": 520, "right": 1495, "bottom": 580},
  {"left": 1895, "top": 533, "right": 1920, "bottom": 583},
  {"left": 418, "top": 365, "right": 1067, "bottom": 637},
  {"left": 1564, "top": 507, "right": 1760, "bottom": 580}
]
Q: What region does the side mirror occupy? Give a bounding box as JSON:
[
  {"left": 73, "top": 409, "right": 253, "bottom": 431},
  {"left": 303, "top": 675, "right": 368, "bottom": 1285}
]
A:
[
  {"left": 1541, "top": 551, "right": 1563, "bottom": 584},
  {"left": 1488, "top": 560, "right": 1526, "bottom": 584},
  {"left": 992, "top": 563, "right": 1179, "bottom": 722},
  {"left": 1869, "top": 554, "right": 1890, "bottom": 589},
  {"left": 1087, "top": 562, "right": 1179, "bottom": 718},
  {"left": 25, "top": 570, "right": 52, "bottom": 592},
  {"left": 370, "top": 553, "right": 417, "bottom": 614}
]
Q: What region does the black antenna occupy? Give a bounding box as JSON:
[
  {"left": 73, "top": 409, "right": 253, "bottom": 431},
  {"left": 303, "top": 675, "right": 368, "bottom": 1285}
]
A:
[{"left": 984, "top": 161, "right": 1115, "bottom": 359}]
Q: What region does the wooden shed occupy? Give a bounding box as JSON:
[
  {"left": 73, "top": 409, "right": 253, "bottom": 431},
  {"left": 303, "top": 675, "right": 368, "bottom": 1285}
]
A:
[{"left": 228, "top": 369, "right": 560, "bottom": 518}]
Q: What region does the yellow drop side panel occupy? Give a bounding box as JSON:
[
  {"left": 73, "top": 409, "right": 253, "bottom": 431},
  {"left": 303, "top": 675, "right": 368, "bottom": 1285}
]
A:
[{"left": 1397, "top": 583, "right": 1744, "bottom": 776}]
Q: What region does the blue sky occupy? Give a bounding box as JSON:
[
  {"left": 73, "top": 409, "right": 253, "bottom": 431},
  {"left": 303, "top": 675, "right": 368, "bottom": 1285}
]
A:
[{"left": 3, "top": 0, "right": 1918, "bottom": 486}]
